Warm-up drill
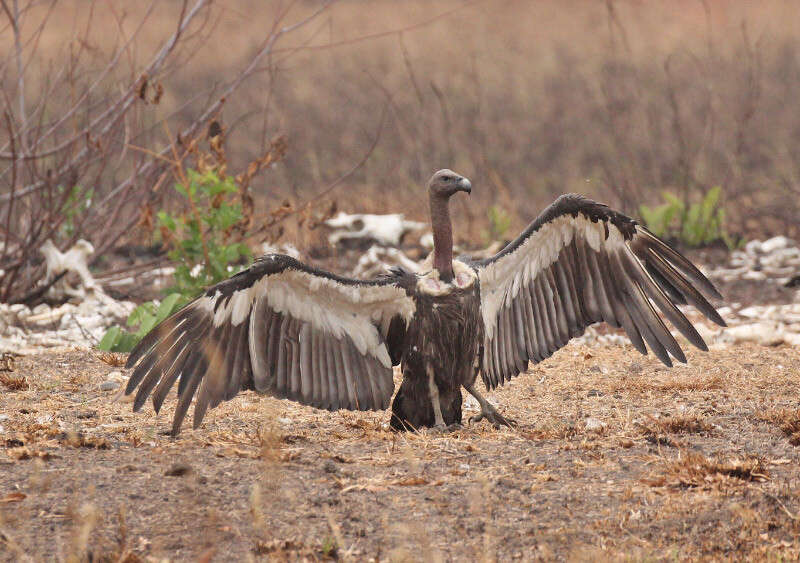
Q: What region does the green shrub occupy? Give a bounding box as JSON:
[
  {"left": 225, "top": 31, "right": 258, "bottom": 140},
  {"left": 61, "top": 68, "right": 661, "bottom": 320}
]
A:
[
  {"left": 639, "top": 187, "right": 739, "bottom": 248},
  {"left": 58, "top": 184, "right": 94, "bottom": 238},
  {"left": 483, "top": 205, "right": 512, "bottom": 245},
  {"left": 99, "top": 169, "right": 251, "bottom": 352}
]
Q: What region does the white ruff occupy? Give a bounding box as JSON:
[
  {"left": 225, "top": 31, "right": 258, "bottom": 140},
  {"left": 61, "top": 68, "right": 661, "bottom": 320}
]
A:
[
  {"left": 478, "top": 216, "right": 628, "bottom": 340},
  {"left": 417, "top": 259, "right": 477, "bottom": 296},
  {"left": 210, "top": 267, "right": 415, "bottom": 368}
]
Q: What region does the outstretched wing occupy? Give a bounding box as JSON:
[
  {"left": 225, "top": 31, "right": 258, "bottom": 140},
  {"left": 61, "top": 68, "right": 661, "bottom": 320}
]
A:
[
  {"left": 474, "top": 194, "right": 725, "bottom": 390},
  {"left": 124, "top": 254, "right": 416, "bottom": 435}
]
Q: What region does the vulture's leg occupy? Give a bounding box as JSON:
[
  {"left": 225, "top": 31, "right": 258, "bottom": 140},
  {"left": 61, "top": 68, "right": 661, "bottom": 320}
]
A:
[
  {"left": 426, "top": 365, "right": 447, "bottom": 430},
  {"left": 465, "top": 384, "right": 516, "bottom": 428}
]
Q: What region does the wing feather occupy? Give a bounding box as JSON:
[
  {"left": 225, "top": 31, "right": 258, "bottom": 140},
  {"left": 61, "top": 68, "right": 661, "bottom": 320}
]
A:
[
  {"left": 475, "top": 194, "right": 725, "bottom": 388},
  {"left": 125, "top": 254, "right": 416, "bottom": 434}
]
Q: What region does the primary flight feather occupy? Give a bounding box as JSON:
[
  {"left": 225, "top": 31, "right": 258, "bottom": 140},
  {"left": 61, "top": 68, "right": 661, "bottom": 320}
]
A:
[{"left": 125, "top": 169, "right": 725, "bottom": 434}]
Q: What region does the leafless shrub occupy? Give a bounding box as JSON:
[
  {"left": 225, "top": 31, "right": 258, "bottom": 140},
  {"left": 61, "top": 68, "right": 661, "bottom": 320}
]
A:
[{"left": 0, "top": 0, "right": 334, "bottom": 304}]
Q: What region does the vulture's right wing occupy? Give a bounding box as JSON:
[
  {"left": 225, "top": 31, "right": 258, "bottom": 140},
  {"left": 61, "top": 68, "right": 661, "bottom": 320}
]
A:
[
  {"left": 124, "top": 254, "right": 416, "bottom": 435},
  {"left": 474, "top": 194, "right": 725, "bottom": 390}
]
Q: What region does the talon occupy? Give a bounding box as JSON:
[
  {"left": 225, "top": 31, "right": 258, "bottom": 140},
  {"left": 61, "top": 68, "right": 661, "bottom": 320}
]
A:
[
  {"left": 470, "top": 407, "right": 515, "bottom": 429},
  {"left": 464, "top": 384, "right": 516, "bottom": 429}
]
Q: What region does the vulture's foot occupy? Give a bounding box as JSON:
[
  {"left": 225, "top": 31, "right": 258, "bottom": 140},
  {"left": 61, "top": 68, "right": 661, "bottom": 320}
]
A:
[
  {"left": 468, "top": 408, "right": 516, "bottom": 429},
  {"left": 465, "top": 384, "right": 516, "bottom": 429}
]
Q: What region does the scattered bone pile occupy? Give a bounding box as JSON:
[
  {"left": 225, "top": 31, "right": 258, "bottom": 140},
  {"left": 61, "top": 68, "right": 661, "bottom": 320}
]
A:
[
  {"left": 0, "top": 293, "right": 135, "bottom": 354},
  {"left": 324, "top": 212, "right": 426, "bottom": 247},
  {"left": 0, "top": 240, "right": 135, "bottom": 354},
  {"left": 710, "top": 236, "right": 799, "bottom": 286},
  {"left": 703, "top": 236, "right": 800, "bottom": 347}
]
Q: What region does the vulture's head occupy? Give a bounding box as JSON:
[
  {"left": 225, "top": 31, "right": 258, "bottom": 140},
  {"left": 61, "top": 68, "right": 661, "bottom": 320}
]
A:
[{"left": 428, "top": 169, "right": 472, "bottom": 198}]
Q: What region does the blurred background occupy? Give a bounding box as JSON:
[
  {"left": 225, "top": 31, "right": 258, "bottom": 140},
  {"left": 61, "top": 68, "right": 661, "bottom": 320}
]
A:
[{"left": 2, "top": 0, "right": 799, "bottom": 304}]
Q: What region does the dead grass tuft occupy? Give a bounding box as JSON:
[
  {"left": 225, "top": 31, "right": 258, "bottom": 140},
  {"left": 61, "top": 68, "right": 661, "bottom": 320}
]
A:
[
  {"left": 637, "top": 414, "right": 714, "bottom": 443},
  {"left": 60, "top": 432, "right": 110, "bottom": 450},
  {"left": 754, "top": 409, "right": 800, "bottom": 446},
  {"left": 521, "top": 420, "right": 579, "bottom": 441},
  {"left": 97, "top": 352, "right": 127, "bottom": 367},
  {"left": 0, "top": 372, "right": 28, "bottom": 391},
  {"left": 5, "top": 447, "right": 53, "bottom": 461},
  {"left": 65, "top": 502, "right": 100, "bottom": 563},
  {"left": 646, "top": 450, "right": 769, "bottom": 488}
]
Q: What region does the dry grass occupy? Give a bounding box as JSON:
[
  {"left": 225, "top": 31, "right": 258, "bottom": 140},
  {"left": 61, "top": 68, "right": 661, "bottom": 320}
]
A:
[
  {"left": 97, "top": 353, "right": 127, "bottom": 368},
  {"left": 8, "top": 0, "right": 800, "bottom": 252},
  {"left": 0, "top": 373, "right": 28, "bottom": 391},
  {"left": 755, "top": 408, "right": 800, "bottom": 446},
  {"left": 646, "top": 450, "right": 769, "bottom": 489},
  {"left": 648, "top": 415, "right": 715, "bottom": 435},
  {"left": 1, "top": 343, "right": 799, "bottom": 560}
]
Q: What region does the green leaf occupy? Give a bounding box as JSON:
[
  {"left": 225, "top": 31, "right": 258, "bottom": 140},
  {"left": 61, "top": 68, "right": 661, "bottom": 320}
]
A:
[
  {"left": 157, "top": 211, "right": 177, "bottom": 232},
  {"left": 135, "top": 314, "right": 159, "bottom": 339},
  {"left": 127, "top": 302, "right": 155, "bottom": 328},
  {"left": 155, "top": 293, "right": 183, "bottom": 324},
  {"left": 98, "top": 326, "right": 122, "bottom": 350},
  {"left": 662, "top": 191, "right": 684, "bottom": 210},
  {"left": 112, "top": 332, "right": 136, "bottom": 353}
]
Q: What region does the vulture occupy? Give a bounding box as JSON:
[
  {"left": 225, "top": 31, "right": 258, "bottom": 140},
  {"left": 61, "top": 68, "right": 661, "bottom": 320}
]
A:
[{"left": 124, "top": 169, "right": 725, "bottom": 435}]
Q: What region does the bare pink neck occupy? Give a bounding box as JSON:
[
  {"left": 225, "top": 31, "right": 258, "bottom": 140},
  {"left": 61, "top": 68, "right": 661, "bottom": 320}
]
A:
[{"left": 429, "top": 194, "right": 454, "bottom": 282}]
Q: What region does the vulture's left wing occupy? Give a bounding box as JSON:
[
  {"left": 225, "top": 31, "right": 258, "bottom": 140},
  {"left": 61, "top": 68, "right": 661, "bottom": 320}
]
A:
[
  {"left": 474, "top": 194, "right": 725, "bottom": 390},
  {"left": 124, "top": 254, "right": 416, "bottom": 435}
]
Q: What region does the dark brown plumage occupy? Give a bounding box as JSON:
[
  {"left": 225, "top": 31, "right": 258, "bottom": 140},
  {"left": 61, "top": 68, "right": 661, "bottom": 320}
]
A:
[{"left": 124, "top": 169, "right": 725, "bottom": 435}]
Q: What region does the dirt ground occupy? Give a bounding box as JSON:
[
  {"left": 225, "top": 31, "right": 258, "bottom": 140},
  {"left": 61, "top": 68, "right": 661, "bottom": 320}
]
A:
[{"left": 1, "top": 342, "right": 799, "bottom": 562}]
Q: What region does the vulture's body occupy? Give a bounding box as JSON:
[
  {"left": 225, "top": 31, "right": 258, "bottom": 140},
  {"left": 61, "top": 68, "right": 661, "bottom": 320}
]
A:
[
  {"left": 124, "top": 170, "right": 725, "bottom": 435},
  {"left": 390, "top": 260, "right": 483, "bottom": 430}
]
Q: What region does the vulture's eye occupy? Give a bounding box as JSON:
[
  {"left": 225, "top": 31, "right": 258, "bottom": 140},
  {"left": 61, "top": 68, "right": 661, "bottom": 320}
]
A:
[{"left": 441, "top": 176, "right": 451, "bottom": 182}]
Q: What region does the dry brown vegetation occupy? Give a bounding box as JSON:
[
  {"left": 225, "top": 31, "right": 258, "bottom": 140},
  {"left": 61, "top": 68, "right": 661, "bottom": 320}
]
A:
[
  {"left": 755, "top": 408, "right": 800, "bottom": 446},
  {"left": 5, "top": 1, "right": 800, "bottom": 302},
  {"left": 1, "top": 342, "right": 800, "bottom": 560},
  {"left": 151, "top": 0, "right": 800, "bottom": 238}
]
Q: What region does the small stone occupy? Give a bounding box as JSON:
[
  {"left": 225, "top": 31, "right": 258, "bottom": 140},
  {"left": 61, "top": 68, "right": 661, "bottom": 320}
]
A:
[
  {"left": 323, "top": 460, "right": 338, "bottom": 474},
  {"left": 744, "top": 240, "right": 762, "bottom": 255},
  {"left": 99, "top": 380, "right": 120, "bottom": 391},
  {"left": 722, "top": 323, "right": 785, "bottom": 346},
  {"left": 584, "top": 417, "right": 606, "bottom": 433},
  {"left": 737, "top": 306, "right": 763, "bottom": 319},
  {"left": 587, "top": 389, "right": 603, "bottom": 397},
  {"left": 761, "top": 236, "right": 792, "bottom": 253},
  {"left": 31, "top": 303, "right": 50, "bottom": 315},
  {"left": 742, "top": 270, "right": 767, "bottom": 281},
  {"left": 464, "top": 396, "right": 480, "bottom": 410},
  {"left": 106, "top": 370, "right": 124, "bottom": 382},
  {"left": 165, "top": 463, "right": 192, "bottom": 477}
]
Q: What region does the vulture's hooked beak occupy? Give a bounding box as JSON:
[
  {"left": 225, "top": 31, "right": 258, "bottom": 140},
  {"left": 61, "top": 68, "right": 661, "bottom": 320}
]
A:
[{"left": 457, "top": 177, "right": 472, "bottom": 194}]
